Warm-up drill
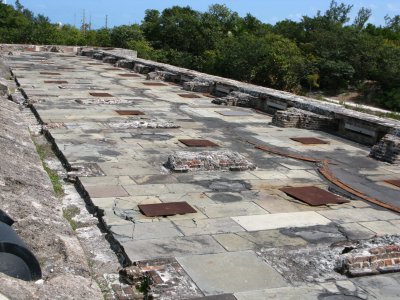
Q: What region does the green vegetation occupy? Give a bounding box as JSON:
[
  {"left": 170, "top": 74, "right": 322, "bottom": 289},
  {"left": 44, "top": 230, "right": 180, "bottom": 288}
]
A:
[
  {"left": 33, "top": 139, "right": 64, "bottom": 197},
  {"left": 1, "top": 1, "right": 399, "bottom": 111},
  {"left": 62, "top": 206, "right": 80, "bottom": 231}
]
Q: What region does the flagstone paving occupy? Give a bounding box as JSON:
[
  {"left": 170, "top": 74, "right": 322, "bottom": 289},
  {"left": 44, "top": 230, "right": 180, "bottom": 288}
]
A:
[{"left": 6, "top": 52, "right": 400, "bottom": 299}]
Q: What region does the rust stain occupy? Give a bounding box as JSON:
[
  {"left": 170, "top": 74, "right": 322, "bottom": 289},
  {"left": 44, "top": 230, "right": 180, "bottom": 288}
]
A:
[
  {"left": 280, "top": 186, "right": 349, "bottom": 206},
  {"left": 385, "top": 179, "right": 400, "bottom": 188},
  {"left": 178, "top": 94, "right": 202, "bottom": 98},
  {"left": 89, "top": 92, "right": 113, "bottom": 97},
  {"left": 142, "top": 82, "right": 167, "bottom": 86},
  {"left": 291, "top": 137, "right": 329, "bottom": 145},
  {"left": 248, "top": 140, "right": 400, "bottom": 214},
  {"left": 115, "top": 110, "right": 145, "bottom": 116},
  {"left": 138, "top": 202, "right": 197, "bottom": 217},
  {"left": 179, "top": 139, "right": 219, "bottom": 147}
]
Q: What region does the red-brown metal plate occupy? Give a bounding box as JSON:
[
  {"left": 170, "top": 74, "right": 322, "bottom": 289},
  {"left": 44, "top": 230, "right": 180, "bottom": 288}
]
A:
[
  {"left": 142, "top": 82, "right": 167, "bottom": 86},
  {"left": 290, "top": 137, "right": 329, "bottom": 145},
  {"left": 385, "top": 179, "right": 400, "bottom": 188},
  {"left": 118, "top": 73, "right": 140, "bottom": 77},
  {"left": 178, "top": 93, "right": 202, "bottom": 98},
  {"left": 115, "top": 110, "right": 145, "bottom": 115},
  {"left": 44, "top": 80, "right": 68, "bottom": 84},
  {"left": 40, "top": 72, "right": 61, "bottom": 75},
  {"left": 89, "top": 92, "right": 113, "bottom": 97},
  {"left": 280, "top": 186, "right": 349, "bottom": 206},
  {"left": 179, "top": 139, "right": 219, "bottom": 147},
  {"left": 138, "top": 202, "right": 197, "bottom": 217}
]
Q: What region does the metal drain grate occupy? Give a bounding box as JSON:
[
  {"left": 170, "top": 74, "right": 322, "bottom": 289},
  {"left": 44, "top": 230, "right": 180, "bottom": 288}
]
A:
[
  {"left": 216, "top": 110, "right": 253, "bottom": 116},
  {"left": 280, "top": 186, "right": 349, "bottom": 206},
  {"left": 138, "top": 202, "right": 197, "bottom": 217},
  {"left": 44, "top": 80, "right": 68, "bottom": 84},
  {"left": 178, "top": 93, "right": 202, "bottom": 98},
  {"left": 118, "top": 73, "right": 140, "bottom": 77},
  {"left": 179, "top": 139, "right": 219, "bottom": 147},
  {"left": 89, "top": 92, "right": 113, "bottom": 97},
  {"left": 115, "top": 110, "right": 145, "bottom": 115},
  {"left": 385, "top": 179, "right": 400, "bottom": 188},
  {"left": 40, "top": 72, "right": 61, "bottom": 75},
  {"left": 290, "top": 137, "right": 329, "bottom": 144},
  {"left": 142, "top": 82, "right": 167, "bottom": 86}
]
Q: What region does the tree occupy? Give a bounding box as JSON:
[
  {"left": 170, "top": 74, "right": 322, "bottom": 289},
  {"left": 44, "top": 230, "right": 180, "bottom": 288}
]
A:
[{"left": 353, "top": 7, "right": 372, "bottom": 29}]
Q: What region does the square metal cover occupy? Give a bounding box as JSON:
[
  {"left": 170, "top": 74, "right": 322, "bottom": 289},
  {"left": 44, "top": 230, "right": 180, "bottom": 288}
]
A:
[
  {"left": 40, "top": 72, "right": 61, "bottom": 75},
  {"left": 280, "top": 186, "right": 349, "bottom": 206},
  {"left": 118, "top": 73, "right": 140, "bottom": 77},
  {"left": 115, "top": 110, "right": 145, "bottom": 115},
  {"left": 142, "top": 82, "right": 167, "bottom": 86},
  {"left": 290, "top": 137, "right": 329, "bottom": 144},
  {"left": 89, "top": 92, "right": 113, "bottom": 97},
  {"left": 178, "top": 93, "right": 202, "bottom": 98},
  {"left": 179, "top": 139, "right": 218, "bottom": 147},
  {"left": 216, "top": 110, "right": 253, "bottom": 116},
  {"left": 385, "top": 179, "right": 400, "bottom": 188},
  {"left": 138, "top": 202, "right": 196, "bottom": 217},
  {"left": 44, "top": 80, "right": 68, "bottom": 84}
]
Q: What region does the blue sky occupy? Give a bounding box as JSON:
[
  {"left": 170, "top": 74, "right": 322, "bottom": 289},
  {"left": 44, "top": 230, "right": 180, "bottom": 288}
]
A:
[{"left": 10, "top": 0, "right": 400, "bottom": 29}]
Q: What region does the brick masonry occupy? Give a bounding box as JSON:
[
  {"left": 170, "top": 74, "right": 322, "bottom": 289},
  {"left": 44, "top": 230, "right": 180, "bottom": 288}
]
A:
[
  {"left": 165, "top": 150, "right": 256, "bottom": 172},
  {"left": 341, "top": 245, "right": 400, "bottom": 277}
]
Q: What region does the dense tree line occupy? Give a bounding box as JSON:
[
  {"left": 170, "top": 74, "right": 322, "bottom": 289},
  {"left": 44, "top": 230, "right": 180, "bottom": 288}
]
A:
[{"left": 1, "top": 1, "right": 399, "bottom": 111}]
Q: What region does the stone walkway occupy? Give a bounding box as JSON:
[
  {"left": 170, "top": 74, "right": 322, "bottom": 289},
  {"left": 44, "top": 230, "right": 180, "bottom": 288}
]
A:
[{"left": 6, "top": 52, "right": 400, "bottom": 299}]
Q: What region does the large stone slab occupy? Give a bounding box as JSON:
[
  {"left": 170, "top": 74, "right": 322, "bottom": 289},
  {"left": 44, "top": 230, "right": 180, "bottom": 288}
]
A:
[
  {"left": 121, "top": 235, "right": 226, "bottom": 261},
  {"left": 234, "top": 285, "right": 325, "bottom": 300},
  {"left": 196, "top": 202, "right": 268, "bottom": 218},
  {"left": 318, "top": 208, "right": 400, "bottom": 223},
  {"left": 173, "top": 218, "right": 245, "bottom": 236},
  {"left": 84, "top": 185, "right": 128, "bottom": 198},
  {"left": 231, "top": 211, "right": 331, "bottom": 231},
  {"left": 177, "top": 251, "right": 287, "bottom": 295}
]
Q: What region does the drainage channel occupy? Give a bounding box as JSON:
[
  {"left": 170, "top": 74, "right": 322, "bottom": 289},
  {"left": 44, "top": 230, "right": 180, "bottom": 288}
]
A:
[{"left": 12, "top": 72, "right": 148, "bottom": 298}]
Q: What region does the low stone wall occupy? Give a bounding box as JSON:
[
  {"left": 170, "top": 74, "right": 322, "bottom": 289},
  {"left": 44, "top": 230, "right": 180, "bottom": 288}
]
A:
[{"left": 271, "top": 107, "right": 338, "bottom": 131}]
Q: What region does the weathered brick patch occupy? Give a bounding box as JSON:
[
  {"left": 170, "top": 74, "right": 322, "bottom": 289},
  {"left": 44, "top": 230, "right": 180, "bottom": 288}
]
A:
[
  {"left": 165, "top": 150, "right": 256, "bottom": 172},
  {"left": 118, "top": 258, "right": 203, "bottom": 299},
  {"left": 107, "top": 120, "right": 180, "bottom": 129},
  {"left": 340, "top": 244, "right": 400, "bottom": 277}
]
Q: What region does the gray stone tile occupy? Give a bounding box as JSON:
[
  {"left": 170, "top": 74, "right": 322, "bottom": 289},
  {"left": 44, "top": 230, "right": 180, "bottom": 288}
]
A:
[
  {"left": 351, "top": 273, "right": 400, "bottom": 300},
  {"left": 121, "top": 235, "right": 226, "bottom": 261},
  {"left": 235, "top": 285, "right": 325, "bottom": 300},
  {"left": 359, "top": 220, "right": 400, "bottom": 235},
  {"left": 318, "top": 208, "right": 400, "bottom": 223},
  {"left": 196, "top": 202, "right": 268, "bottom": 218},
  {"left": 337, "top": 223, "right": 375, "bottom": 240},
  {"left": 232, "top": 211, "right": 331, "bottom": 231},
  {"left": 173, "top": 218, "right": 245, "bottom": 236},
  {"left": 85, "top": 185, "right": 128, "bottom": 198},
  {"left": 213, "top": 229, "right": 307, "bottom": 252},
  {"left": 177, "top": 251, "right": 287, "bottom": 295}
]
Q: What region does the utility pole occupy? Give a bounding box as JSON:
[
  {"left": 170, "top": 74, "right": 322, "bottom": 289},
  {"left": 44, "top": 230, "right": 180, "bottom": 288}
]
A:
[
  {"left": 105, "top": 15, "right": 108, "bottom": 29},
  {"left": 89, "top": 14, "right": 92, "bottom": 31},
  {"left": 82, "top": 9, "right": 86, "bottom": 36}
]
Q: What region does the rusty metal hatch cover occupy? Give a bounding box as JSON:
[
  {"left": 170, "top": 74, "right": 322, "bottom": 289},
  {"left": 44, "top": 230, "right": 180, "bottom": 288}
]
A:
[
  {"left": 44, "top": 80, "right": 68, "bottom": 84},
  {"left": 118, "top": 73, "right": 140, "bottom": 77},
  {"left": 116, "top": 110, "right": 145, "bottom": 116},
  {"left": 104, "top": 67, "right": 120, "bottom": 70},
  {"left": 290, "top": 137, "right": 329, "bottom": 145},
  {"left": 385, "top": 179, "right": 400, "bottom": 188},
  {"left": 138, "top": 202, "right": 196, "bottom": 217},
  {"left": 179, "top": 139, "right": 219, "bottom": 147},
  {"left": 89, "top": 92, "right": 113, "bottom": 97},
  {"left": 142, "top": 82, "right": 167, "bottom": 86},
  {"left": 40, "top": 72, "right": 61, "bottom": 75},
  {"left": 280, "top": 186, "right": 350, "bottom": 206},
  {"left": 178, "top": 93, "right": 202, "bottom": 98}
]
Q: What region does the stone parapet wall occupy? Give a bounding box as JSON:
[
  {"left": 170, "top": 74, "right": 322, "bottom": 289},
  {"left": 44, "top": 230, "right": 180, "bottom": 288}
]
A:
[{"left": 271, "top": 107, "right": 338, "bottom": 131}]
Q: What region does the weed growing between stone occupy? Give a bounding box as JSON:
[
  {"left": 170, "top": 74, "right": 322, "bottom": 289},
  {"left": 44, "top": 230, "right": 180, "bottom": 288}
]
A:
[{"left": 32, "top": 138, "right": 64, "bottom": 197}]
